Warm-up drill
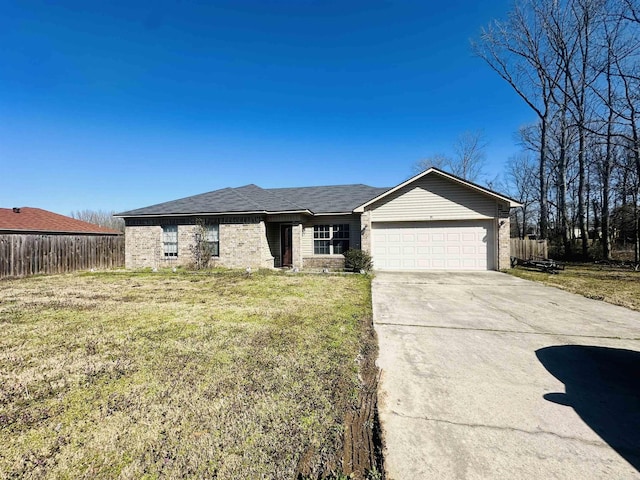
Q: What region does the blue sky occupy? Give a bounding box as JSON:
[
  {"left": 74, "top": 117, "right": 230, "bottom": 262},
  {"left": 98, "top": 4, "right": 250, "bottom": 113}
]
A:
[{"left": 1, "top": 0, "right": 534, "bottom": 215}]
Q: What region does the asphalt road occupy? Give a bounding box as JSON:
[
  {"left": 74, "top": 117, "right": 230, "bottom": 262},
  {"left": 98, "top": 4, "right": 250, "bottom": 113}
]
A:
[{"left": 372, "top": 271, "right": 640, "bottom": 479}]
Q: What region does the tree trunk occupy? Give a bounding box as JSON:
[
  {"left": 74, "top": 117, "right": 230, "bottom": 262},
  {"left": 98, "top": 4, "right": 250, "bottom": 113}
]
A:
[
  {"left": 635, "top": 149, "right": 640, "bottom": 264},
  {"left": 592, "top": 198, "right": 600, "bottom": 241},
  {"left": 634, "top": 188, "right": 640, "bottom": 264},
  {"left": 578, "top": 129, "right": 588, "bottom": 258},
  {"left": 602, "top": 178, "right": 611, "bottom": 259},
  {"left": 539, "top": 119, "right": 549, "bottom": 239}
]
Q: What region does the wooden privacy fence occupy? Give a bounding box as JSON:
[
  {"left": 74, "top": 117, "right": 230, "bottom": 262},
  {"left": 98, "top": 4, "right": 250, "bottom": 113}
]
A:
[
  {"left": 0, "top": 234, "right": 124, "bottom": 279},
  {"left": 510, "top": 238, "right": 548, "bottom": 260}
]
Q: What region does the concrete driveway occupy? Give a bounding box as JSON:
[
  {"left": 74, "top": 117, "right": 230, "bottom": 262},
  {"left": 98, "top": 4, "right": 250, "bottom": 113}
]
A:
[{"left": 373, "top": 271, "right": 640, "bottom": 479}]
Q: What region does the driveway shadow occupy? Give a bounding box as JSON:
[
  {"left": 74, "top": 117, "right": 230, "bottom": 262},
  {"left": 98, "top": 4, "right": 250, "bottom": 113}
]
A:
[{"left": 536, "top": 345, "right": 640, "bottom": 472}]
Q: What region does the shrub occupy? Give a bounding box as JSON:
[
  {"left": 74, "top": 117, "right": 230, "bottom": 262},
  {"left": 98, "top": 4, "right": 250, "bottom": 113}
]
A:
[
  {"left": 343, "top": 249, "right": 373, "bottom": 273},
  {"left": 588, "top": 240, "right": 603, "bottom": 261},
  {"left": 189, "top": 219, "right": 216, "bottom": 270}
]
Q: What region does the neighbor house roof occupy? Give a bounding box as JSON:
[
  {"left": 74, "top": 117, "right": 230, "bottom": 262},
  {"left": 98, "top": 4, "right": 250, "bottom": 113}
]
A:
[
  {"left": 353, "top": 167, "right": 522, "bottom": 211},
  {"left": 116, "top": 184, "right": 391, "bottom": 217},
  {"left": 0, "top": 207, "right": 121, "bottom": 235}
]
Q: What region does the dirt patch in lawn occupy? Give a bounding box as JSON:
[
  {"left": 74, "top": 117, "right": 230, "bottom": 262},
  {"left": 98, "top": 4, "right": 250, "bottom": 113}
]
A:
[
  {"left": 341, "top": 320, "right": 384, "bottom": 479},
  {"left": 295, "top": 313, "right": 384, "bottom": 480}
]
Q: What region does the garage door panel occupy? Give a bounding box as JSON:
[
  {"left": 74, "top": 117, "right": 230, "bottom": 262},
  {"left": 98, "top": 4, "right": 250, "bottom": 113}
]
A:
[
  {"left": 448, "top": 258, "right": 461, "bottom": 268},
  {"left": 432, "top": 258, "right": 446, "bottom": 268},
  {"left": 462, "top": 245, "right": 475, "bottom": 254},
  {"left": 462, "top": 258, "right": 477, "bottom": 268},
  {"left": 416, "top": 258, "right": 429, "bottom": 268},
  {"left": 387, "top": 258, "right": 402, "bottom": 268},
  {"left": 372, "top": 221, "right": 493, "bottom": 271}
]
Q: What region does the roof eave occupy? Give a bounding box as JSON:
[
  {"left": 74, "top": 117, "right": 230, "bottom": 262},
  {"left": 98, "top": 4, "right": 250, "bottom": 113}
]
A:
[
  {"left": 0, "top": 228, "right": 121, "bottom": 235},
  {"left": 313, "top": 211, "right": 357, "bottom": 216},
  {"left": 116, "top": 209, "right": 312, "bottom": 218}
]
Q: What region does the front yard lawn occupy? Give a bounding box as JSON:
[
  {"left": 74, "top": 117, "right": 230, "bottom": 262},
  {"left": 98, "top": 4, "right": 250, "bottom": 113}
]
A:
[
  {"left": 0, "top": 270, "right": 377, "bottom": 479},
  {"left": 508, "top": 263, "right": 640, "bottom": 312}
]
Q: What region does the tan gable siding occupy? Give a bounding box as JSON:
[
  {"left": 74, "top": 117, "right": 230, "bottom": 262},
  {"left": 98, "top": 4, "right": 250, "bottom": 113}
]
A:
[
  {"left": 301, "top": 215, "right": 361, "bottom": 257},
  {"left": 368, "top": 175, "right": 501, "bottom": 221}
]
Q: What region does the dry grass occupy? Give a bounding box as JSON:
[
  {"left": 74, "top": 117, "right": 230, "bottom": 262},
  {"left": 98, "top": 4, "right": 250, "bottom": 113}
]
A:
[
  {"left": 508, "top": 263, "right": 640, "bottom": 311},
  {"left": 0, "top": 270, "right": 373, "bottom": 479}
]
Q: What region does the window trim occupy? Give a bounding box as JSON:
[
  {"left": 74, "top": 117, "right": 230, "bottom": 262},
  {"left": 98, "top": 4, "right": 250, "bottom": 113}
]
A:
[
  {"left": 313, "top": 224, "right": 350, "bottom": 255},
  {"left": 162, "top": 225, "right": 178, "bottom": 257},
  {"left": 205, "top": 224, "right": 220, "bottom": 257}
]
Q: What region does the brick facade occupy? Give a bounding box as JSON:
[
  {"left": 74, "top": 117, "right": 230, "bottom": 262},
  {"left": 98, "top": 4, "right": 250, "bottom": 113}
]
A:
[
  {"left": 125, "top": 225, "right": 162, "bottom": 268},
  {"left": 302, "top": 256, "right": 346, "bottom": 270},
  {"left": 291, "top": 223, "right": 303, "bottom": 269},
  {"left": 360, "top": 210, "right": 372, "bottom": 254},
  {"left": 125, "top": 221, "right": 274, "bottom": 269},
  {"left": 497, "top": 215, "right": 511, "bottom": 270},
  {"left": 217, "top": 222, "right": 274, "bottom": 269}
]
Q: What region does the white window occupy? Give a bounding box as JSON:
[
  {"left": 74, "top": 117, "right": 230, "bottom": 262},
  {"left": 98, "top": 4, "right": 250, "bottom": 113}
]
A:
[
  {"left": 314, "top": 224, "right": 350, "bottom": 255},
  {"left": 205, "top": 224, "right": 219, "bottom": 257},
  {"left": 163, "top": 225, "right": 178, "bottom": 257}
]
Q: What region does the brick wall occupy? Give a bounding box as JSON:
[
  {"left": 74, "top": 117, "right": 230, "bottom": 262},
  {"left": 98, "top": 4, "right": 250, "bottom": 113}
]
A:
[
  {"left": 498, "top": 216, "right": 511, "bottom": 270},
  {"left": 360, "top": 210, "right": 372, "bottom": 253},
  {"left": 302, "top": 256, "right": 346, "bottom": 270},
  {"left": 218, "top": 222, "right": 274, "bottom": 269},
  {"left": 125, "top": 225, "right": 162, "bottom": 268},
  {"left": 178, "top": 225, "right": 198, "bottom": 261},
  {"left": 125, "top": 221, "right": 274, "bottom": 269},
  {"left": 291, "top": 223, "right": 303, "bottom": 269}
]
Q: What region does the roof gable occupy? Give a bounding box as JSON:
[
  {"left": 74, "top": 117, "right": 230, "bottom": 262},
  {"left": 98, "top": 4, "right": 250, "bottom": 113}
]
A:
[
  {"left": 0, "top": 208, "right": 121, "bottom": 234},
  {"left": 353, "top": 168, "right": 521, "bottom": 212}
]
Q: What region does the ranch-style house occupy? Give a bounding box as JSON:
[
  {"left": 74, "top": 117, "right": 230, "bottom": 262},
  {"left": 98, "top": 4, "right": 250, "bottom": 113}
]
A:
[{"left": 115, "top": 168, "right": 521, "bottom": 271}]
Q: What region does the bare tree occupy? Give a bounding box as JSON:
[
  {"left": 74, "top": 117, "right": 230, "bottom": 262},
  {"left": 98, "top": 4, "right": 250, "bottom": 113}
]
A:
[
  {"left": 451, "top": 130, "right": 488, "bottom": 181},
  {"left": 506, "top": 153, "right": 538, "bottom": 238},
  {"left": 189, "top": 219, "right": 216, "bottom": 270},
  {"left": 70, "top": 209, "right": 125, "bottom": 232},
  {"left": 597, "top": 0, "right": 640, "bottom": 261},
  {"left": 413, "top": 153, "right": 451, "bottom": 174},
  {"left": 623, "top": 0, "right": 640, "bottom": 23},
  {"left": 414, "top": 130, "right": 487, "bottom": 182},
  {"left": 542, "top": 0, "right": 606, "bottom": 257},
  {"left": 473, "top": 0, "right": 564, "bottom": 239},
  {"left": 589, "top": 10, "right": 627, "bottom": 259},
  {"left": 475, "top": 0, "right": 640, "bottom": 261}
]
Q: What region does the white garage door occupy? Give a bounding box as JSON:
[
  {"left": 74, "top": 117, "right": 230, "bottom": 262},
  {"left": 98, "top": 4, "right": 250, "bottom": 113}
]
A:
[{"left": 372, "top": 221, "right": 493, "bottom": 271}]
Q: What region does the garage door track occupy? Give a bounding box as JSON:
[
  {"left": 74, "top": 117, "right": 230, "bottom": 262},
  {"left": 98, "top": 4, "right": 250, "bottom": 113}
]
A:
[{"left": 373, "top": 271, "right": 640, "bottom": 479}]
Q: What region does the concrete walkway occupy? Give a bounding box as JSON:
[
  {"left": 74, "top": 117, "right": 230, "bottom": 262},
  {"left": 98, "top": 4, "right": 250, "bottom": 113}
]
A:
[{"left": 373, "top": 271, "right": 640, "bottom": 479}]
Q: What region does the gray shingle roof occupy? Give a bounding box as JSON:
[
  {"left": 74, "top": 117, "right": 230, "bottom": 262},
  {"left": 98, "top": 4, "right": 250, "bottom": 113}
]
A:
[
  {"left": 116, "top": 184, "right": 390, "bottom": 217},
  {"left": 268, "top": 185, "right": 390, "bottom": 213}
]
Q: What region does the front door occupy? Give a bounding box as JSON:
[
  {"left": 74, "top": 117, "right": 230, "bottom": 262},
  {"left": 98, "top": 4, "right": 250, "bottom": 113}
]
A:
[{"left": 281, "top": 225, "right": 293, "bottom": 267}]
